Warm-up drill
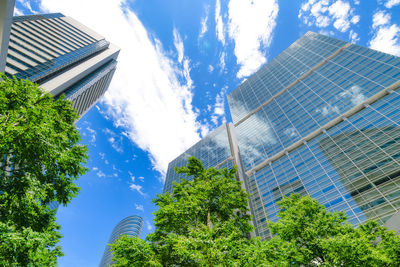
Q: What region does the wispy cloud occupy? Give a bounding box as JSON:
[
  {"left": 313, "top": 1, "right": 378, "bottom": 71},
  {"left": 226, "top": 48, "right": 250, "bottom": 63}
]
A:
[
  {"left": 16, "top": 0, "right": 36, "bottom": 14},
  {"left": 86, "top": 127, "right": 96, "bottom": 143},
  {"left": 173, "top": 28, "right": 184, "bottom": 64},
  {"left": 369, "top": 10, "right": 400, "bottom": 56},
  {"left": 13, "top": 7, "right": 24, "bottom": 16},
  {"left": 211, "top": 86, "right": 227, "bottom": 126},
  {"left": 130, "top": 183, "right": 146, "bottom": 196},
  {"left": 215, "top": 0, "right": 225, "bottom": 45},
  {"left": 146, "top": 220, "right": 153, "bottom": 231},
  {"left": 199, "top": 5, "right": 209, "bottom": 39},
  {"left": 134, "top": 203, "right": 144, "bottom": 211},
  {"left": 39, "top": 0, "right": 206, "bottom": 179},
  {"left": 228, "top": 0, "right": 279, "bottom": 78},
  {"left": 96, "top": 170, "right": 106, "bottom": 178}
]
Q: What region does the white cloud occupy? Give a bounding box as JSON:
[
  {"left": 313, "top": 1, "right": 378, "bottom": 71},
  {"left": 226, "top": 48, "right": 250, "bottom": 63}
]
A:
[
  {"left": 17, "top": 0, "right": 36, "bottom": 14},
  {"left": 283, "top": 127, "right": 298, "bottom": 138},
  {"left": 385, "top": 0, "right": 400, "bottom": 8},
  {"left": 349, "top": 29, "right": 359, "bottom": 43},
  {"left": 215, "top": 0, "right": 225, "bottom": 45},
  {"left": 219, "top": 52, "right": 226, "bottom": 70},
  {"left": 229, "top": 98, "right": 276, "bottom": 167},
  {"left": 129, "top": 183, "right": 146, "bottom": 196},
  {"left": 211, "top": 86, "right": 227, "bottom": 126},
  {"left": 369, "top": 11, "right": 400, "bottom": 56},
  {"left": 92, "top": 167, "right": 98, "bottom": 171},
  {"left": 13, "top": 7, "right": 24, "bottom": 16},
  {"left": 108, "top": 136, "right": 124, "bottom": 153},
  {"left": 207, "top": 65, "right": 214, "bottom": 73},
  {"left": 372, "top": 10, "right": 391, "bottom": 29},
  {"left": 316, "top": 105, "right": 340, "bottom": 117},
  {"left": 99, "top": 152, "right": 105, "bottom": 160},
  {"left": 134, "top": 203, "right": 144, "bottom": 211},
  {"left": 173, "top": 28, "right": 184, "bottom": 64},
  {"left": 96, "top": 170, "right": 106, "bottom": 178},
  {"left": 146, "top": 220, "right": 153, "bottom": 231},
  {"left": 138, "top": 176, "right": 144, "bottom": 182},
  {"left": 86, "top": 127, "right": 96, "bottom": 143},
  {"left": 128, "top": 171, "right": 135, "bottom": 182},
  {"left": 228, "top": 0, "right": 279, "bottom": 78},
  {"left": 38, "top": 0, "right": 207, "bottom": 177},
  {"left": 339, "top": 85, "right": 366, "bottom": 106},
  {"left": 299, "top": 0, "right": 360, "bottom": 33},
  {"left": 199, "top": 5, "right": 209, "bottom": 39}
]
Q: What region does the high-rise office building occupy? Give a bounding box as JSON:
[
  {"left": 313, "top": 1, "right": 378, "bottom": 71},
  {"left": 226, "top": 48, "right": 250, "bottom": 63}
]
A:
[
  {"left": 99, "top": 215, "right": 144, "bottom": 267},
  {"left": 164, "top": 32, "right": 400, "bottom": 239},
  {"left": 2, "top": 12, "right": 119, "bottom": 118}
]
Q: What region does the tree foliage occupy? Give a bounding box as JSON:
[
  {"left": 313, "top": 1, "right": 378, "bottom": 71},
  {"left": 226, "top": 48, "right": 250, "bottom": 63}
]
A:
[
  {"left": 111, "top": 157, "right": 254, "bottom": 266},
  {"left": 0, "top": 75, "right": 88, "bottom": 266},
  {"left": 111, "top": 157, "right": 400, "bottom": 266},
  {"left": 110, "top": 235, "right": 160, "bottom": 267},
  {"left": 268, "top": 194, "right": 400, "bottom": 266}
]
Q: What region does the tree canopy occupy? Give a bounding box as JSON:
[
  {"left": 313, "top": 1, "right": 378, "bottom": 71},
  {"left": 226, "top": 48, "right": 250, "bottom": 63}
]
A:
[
  {"left": 0, "top": 75, "right": 88, "bottom": 266},
  {"left": 111, "top": 157, "right": 400, "bottom": 267}
]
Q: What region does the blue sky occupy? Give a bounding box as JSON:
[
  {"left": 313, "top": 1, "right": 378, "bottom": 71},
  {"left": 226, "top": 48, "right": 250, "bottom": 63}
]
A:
[{"left": 14, "top": 0, "right": 400, "bottom": 266}]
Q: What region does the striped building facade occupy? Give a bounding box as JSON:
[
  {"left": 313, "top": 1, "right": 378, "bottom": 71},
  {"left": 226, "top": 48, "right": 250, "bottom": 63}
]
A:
[
  {"left": 3, "top": 12, "right": 119, "bottom": 118},
  {"left": 99, "top": 215, "right": 144, "bottom": 267}
]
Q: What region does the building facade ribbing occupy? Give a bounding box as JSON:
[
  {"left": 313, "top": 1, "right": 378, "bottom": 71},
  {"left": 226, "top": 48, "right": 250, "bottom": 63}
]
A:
[
  {"left": 99, "top": 215, "right": 144, "bottom": 267},
  {"left": 164, "top": 32, "right": 400, "bottom": 239},
  {"left": 3, "top": 12, "right": 119, "bottom": 118}
]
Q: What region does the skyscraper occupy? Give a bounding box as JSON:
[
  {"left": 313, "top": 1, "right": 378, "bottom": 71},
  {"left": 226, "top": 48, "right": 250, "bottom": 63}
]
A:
[
  {"left": 99, "top": 215, "right": 144, "bottom": 267},
  {"left": 3, "top": 12, "right": 119, "bottom": 118},
  {"left": 164, "top": 32, "right": 400, "bottom": 239}
]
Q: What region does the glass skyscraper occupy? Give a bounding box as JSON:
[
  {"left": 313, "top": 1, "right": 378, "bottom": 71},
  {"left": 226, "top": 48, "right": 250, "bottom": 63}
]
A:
[
  {"left": 164, "top": 31, "right": 400, "bottom": 239},
  {"left": 2, "top": 12, "right": 119, "bottom": 118},
  {"left": 99, "top": 215, "right": 144, "bottom": 267}
]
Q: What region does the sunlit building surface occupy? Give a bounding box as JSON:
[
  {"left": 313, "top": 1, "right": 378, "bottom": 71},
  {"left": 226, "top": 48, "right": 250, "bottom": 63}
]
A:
[
  {"left": 99, "top": 215, "right": 144, "bottom": 267},
  {"left": 163, "top": 124, "right": 233, "bottom": 194},
  {"left": 4, "top": 13, "right": 119, "bottom": 118},
  {"left": 164, "top": 32, "right": 400, "bottom": 239}
]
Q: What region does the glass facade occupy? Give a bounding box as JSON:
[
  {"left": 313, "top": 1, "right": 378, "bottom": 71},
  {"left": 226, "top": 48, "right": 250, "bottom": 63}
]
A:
[
  {"left": 99, "top": 215, "right": 144, "bottom": 267},
  {"left": 230, "top": 31, "right": 400, "bottom": 239},
  {"left": 5, "top": 13, "right": 119, "bottom": 118},
  {"left": 164, "top": 31, "right": 400, "bottom": 240},
  {"left": 164, "top": 124, "right": 233, "bottom": 194}
]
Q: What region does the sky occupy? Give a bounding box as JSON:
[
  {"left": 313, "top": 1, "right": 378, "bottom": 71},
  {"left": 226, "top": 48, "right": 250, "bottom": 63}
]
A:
[{"left": 13, "top": 0, "right": 400, "bottom": 266}]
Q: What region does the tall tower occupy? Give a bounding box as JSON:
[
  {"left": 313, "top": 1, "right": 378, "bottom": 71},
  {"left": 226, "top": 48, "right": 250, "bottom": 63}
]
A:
[
  {"left": 4, "top": 13, "right": 119, "bottom": 118},
  {"left": 227, "top": 31, "right": 400, "bottom": 239},
  {"left": 164, "top": 32, "right": 400, "bottom": 240},
  {"left": 99, "top": 215, "right": 144, "bottom": 267}
]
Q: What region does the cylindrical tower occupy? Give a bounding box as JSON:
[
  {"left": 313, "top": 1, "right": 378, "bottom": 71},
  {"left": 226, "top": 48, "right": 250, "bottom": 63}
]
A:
[{"left": 99, "top": 215, "right": 144, "bottom": 267}]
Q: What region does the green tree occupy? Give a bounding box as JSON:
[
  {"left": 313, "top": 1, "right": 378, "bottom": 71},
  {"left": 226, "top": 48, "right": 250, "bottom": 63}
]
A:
[
  {"left": 111, "top": 157, "right": 400, "bottom": 266},
  {"left": 268, "top": 194, "right": 400, "bottom": 266},
  {"left": 0, "top": 75, "right": 88, "bottom": 266},
  {"left": 110, "top": 235, "right": 160, "bottom": 267},
  {"left": 111, "top": 157, "right": 254, "bottom": 266}
]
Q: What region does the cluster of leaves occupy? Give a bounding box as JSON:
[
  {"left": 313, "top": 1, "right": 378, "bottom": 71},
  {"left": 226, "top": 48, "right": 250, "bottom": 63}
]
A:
[
  {"left": 111, "top": 157, "right": 400, "bottom": 266},
  {"left": 0, "top": 75, "right": 88, "bottom": 266}
]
